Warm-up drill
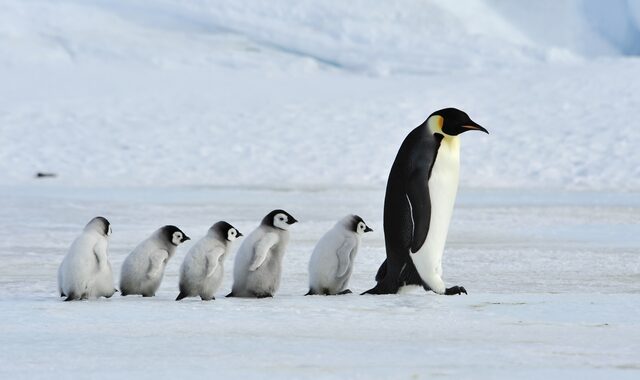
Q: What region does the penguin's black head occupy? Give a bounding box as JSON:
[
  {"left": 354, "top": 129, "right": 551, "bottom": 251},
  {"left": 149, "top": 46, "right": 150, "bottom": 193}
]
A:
[
  {"left": 429, "top": 108, "right": 488, "bottom": 136},
  {"left": 86, "top": 216, "right": 112, "bottom": 237},
  {"left": 262, "top": 209, "right": 298, "bottom": 231},
  {"left": 160, "top": 225, "right": 190, "bottom": 247},
  {"left": 211, "top": 221, "right": 243, "bottom": 242},
  {"left": 349, "top": 215, "right": 373, "bottom": 234}
]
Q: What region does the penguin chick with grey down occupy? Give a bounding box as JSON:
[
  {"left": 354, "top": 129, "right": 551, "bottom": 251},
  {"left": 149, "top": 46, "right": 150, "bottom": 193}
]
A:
[
  {"left": 228, "top": 210, "right": 297, "bottom": 298},
  {"left": 306, "top": 215, "right": 373, "bottom": 295},
  {"left": 58, "top": 216, "right": 116, "bottom": 301},
  {"left": 120, "top": 225, "right": 189, "bottom": 297},
  {"left": 176, "top": 221, "right": 242, "bottom": 301}
]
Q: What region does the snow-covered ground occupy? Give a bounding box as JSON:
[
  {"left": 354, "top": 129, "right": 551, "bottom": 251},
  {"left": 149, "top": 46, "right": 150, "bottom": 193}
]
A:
[
  {"left": 1, "top": 0, "right": 639, "bottom": 378},
  {"left": 1, "top": 186, "right": 638, "bottom": 379}
]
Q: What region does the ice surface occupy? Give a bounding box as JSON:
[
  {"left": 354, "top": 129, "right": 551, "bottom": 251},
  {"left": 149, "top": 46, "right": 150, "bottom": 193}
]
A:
[
  {"left": 0, "top": 187, "right": 638, "bottom": 379},
  {"left": 1, "top": 0, "right": 639, "bottom": 378}
]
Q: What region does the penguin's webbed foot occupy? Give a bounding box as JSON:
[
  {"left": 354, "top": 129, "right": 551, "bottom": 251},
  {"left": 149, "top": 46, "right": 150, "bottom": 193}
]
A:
[
  {"left": 445, "top": 286, "right": 467, "bottom": 295},
  {"left": 337, "top": 289, "right": 353, "bottom": 295}
]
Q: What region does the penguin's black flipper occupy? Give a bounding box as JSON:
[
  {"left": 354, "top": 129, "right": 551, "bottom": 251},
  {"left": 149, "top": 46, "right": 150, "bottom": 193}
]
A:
[
  {"left": 176, "top": 292, "right": 187, "bottom": 301},
  {"left": 406, "top": 169, "right": 432, "bottom": 253}
]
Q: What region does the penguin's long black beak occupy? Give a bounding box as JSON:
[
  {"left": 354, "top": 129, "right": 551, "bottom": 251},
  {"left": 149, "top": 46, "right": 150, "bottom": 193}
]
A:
[
  {"left": 464, "top": 120, "right": 489, "bottom": 134},
  {"left": 182, "top": 235, "right": 191, "bottom": 242},
  {"left": 364, "top": 226, "right": 373, "bottom": 233},
  {"left": 287, "top": 217, "right": 298, "bottom": 225},
  {"left": 237, "top": 231, "right": 244, "bottom": 237}
]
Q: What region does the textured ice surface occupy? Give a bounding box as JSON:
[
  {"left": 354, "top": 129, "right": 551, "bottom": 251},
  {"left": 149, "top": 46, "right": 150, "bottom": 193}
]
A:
[{"left": 0, "top": 187, "right": 638, "bottom": 379}]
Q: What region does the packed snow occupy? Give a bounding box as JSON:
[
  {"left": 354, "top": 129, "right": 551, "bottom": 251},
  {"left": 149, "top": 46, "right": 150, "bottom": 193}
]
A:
[{"left": 0, "top": 0, "right": 639, "bottom": 379}]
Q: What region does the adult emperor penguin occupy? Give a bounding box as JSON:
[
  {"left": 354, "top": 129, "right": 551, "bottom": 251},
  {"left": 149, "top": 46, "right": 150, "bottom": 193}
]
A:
[
  {"left": 227, "top": 210, "right": 297, "bottom": 298},
  {"left": 58, "top": 216, "right": 116, "bottom": 301},
  {"left": 363, "top": 108, "right": 488, "bottom": 295},
  {"left": 306, "top": 215, "right": 373, "bottom": 295},
  {"left": 120, "top": 225, "right": 190, "bottom": 297},
  {"left": 176, "top": 221, "right": 242, "bottom": 301}
]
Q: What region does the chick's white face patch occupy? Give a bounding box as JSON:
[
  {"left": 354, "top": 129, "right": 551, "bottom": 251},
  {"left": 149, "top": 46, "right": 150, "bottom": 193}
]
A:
[
  {"left": 227, "top": 228, "right": 239, "bottom": 241},
  {"left": 273, "top": 213, "right": 290, "bottom": 230},
  {"left": 172, "top": 231, "right": 183, "bottom": 245}
]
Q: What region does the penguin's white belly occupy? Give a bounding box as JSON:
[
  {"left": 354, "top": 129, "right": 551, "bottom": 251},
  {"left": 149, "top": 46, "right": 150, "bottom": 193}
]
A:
[{"left": 410, "top": 137, "right": 460, "bottom": 293}]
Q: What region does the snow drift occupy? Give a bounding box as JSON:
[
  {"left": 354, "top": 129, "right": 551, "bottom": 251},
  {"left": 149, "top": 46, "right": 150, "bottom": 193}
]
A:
[{"left": 0, "top": 0, "right": 639, "bottom": 191}]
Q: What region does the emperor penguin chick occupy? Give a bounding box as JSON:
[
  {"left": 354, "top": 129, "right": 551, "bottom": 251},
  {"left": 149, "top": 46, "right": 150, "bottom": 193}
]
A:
[
  {"left": 307, "top": 215, "right": 372, "bottom": 295},
  {"left": 176, "top": 222, "right": 242, "bottom": 301},
  {"left": 58, "top": 216, "right": 116, "bottom": 301},
  {"left": 228, "top": 210, "right": 297, "bottom": 298},
  {"left": 120, "top": 225, "right": 190, "bottom": 297}
]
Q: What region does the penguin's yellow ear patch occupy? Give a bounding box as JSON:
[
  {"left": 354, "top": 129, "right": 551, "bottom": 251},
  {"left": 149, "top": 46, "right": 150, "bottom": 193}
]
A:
[{"left": 428, "top": 115, "right": 444, "bottom": 134}]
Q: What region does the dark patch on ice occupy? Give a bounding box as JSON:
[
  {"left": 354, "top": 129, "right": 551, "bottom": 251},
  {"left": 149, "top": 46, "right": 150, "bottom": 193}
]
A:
[{"left": 35, "top": 172, "right": 57, "bottom": 178}]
